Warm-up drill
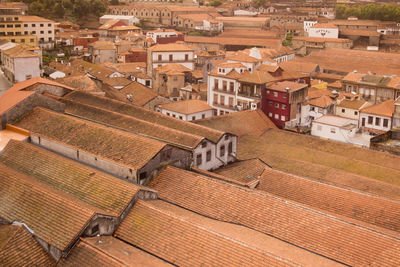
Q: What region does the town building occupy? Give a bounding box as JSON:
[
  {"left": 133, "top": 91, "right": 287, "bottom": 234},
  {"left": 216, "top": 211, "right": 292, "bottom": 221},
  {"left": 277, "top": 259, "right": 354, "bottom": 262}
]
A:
[
  {"left": 0, "top": 15, "right": 37, "bottom": 47},
  {"left": 311, "top": 115, "right": 359, "bottom": 145},
  {"left": 159, "top": 100, "right": 213, "bottom": 121},
  {"left": 1, "top": 44, "right": 40, "bottom": 82},
  {"left": 359, "top": 99, "right": 395, "bottom": 135},
  {"left": 20, "top": 15, "right": 54, "bottom": 48},
  {"left": 335, "top": 99, "right": 371, "bottom": 122},
  {"left": 147, "top": 42, "right": 194, "bottom": 76},
  {"left": 146, "top": 28, "right": 183, "bottom": 45},
  {"left": 301, "top": 94, "right": 335, "bottom": 127},
  {"left": 261, "top": 81, "right": 308, "bottom": 128},
  {"left": 308, "top": 23, "right": 339, "bottom": 38},
  {"left": 88, "top": 41, "right": 116, "bottom": 64}
]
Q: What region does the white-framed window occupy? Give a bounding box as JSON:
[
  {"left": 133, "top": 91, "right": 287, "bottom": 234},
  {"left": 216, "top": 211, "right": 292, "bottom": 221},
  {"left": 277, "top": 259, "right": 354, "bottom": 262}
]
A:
[
  {"left": 273, "top": 92, "right": 278, "bottom": 97},
  {"left": 268, "top": 112, "right": 272, "bottom": 117},
  {"left": 266, "top": 90, "right": 270, "bottom": 94},
  {"left": 274, "top": 114, "right": 279, "bottom": 119},
  {"left": 281, "top": 115, "right": 285, "bottom": 121}
]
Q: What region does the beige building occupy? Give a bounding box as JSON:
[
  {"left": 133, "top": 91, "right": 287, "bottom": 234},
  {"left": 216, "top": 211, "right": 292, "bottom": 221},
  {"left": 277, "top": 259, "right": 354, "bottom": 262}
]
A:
[
  {"left": 20, "top": 15, "right": 55, "bottom": 48},
  {"left": 159, "top": 99, "right": 213, "bottom": 121},
  {"left": 0, "top": 15, "right": 37, "bottom": 47}
]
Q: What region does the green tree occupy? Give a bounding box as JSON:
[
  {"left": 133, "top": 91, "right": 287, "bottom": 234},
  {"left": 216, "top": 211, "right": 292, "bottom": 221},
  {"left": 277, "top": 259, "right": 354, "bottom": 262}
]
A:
[
  {"left": 209, "top": 0, "right": 222, "bottom": 7},
  {"left": 90, "top": 0, "right": 106, "bottom": 16},
  {"left": 28, "top": 1, "right": 45, "bottom": 15},
  {"left": 73, "top": 0, "right": 90, "bottom": 18},
  {"left": 252, "top": 0, "right": 265, "bottom": 8},
  {"left": 110, "top": 0, "right": 119, "bottom": 5},
  {"left": 54, "top": 3, "right": 65, "bottom": 17}
]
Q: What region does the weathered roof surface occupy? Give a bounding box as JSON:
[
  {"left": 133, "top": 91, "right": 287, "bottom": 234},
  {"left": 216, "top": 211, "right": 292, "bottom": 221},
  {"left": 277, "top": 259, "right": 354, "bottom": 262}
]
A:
[
  {"left": 306, "top": 95, "right": 335, "bottom": 108},
  {"left": 64, "top": 91, "right": 226, "bottom": 143},
  {"left": 59, "top": 236, "right": 172, "bottom": 267},
  {"left": 312, "top": 23, "right": 338, "bottom": 29},
  {"left": 13, "top": 107, "right": 167, "bottom": 170},
  {"left": 55, "top": 75, "right": 103, "bottom": 93},
  {"left": 159, "top": 100, "right": 213, "bottom": 115},
  {"left": 0, "top": 163, "right": 95, "bottom": 251},
  {"left": 0, "top": 225, "right": 55, "bottom": 267},
  {"left": 185, "top": 36, "right": 282, "bottom": 48},
  {"left": 236, "top": 129, "right": 400, "bottom": 195},
  {"left": 259, "top": 168, "right": 400, "bottom": 233},
  {"left": 149, "top": 166, "right": 400, "bottom": 266},
  {"left": 0, "top": 140, "right": 143, "bottom": 217},
  {"left": 120, "top": 81, "right": 158, "bottom": 106},
  {"left": 313, "top": 115, "right": 356, "bottom": 128},
  {"left": 61, "top": 99, "right": 204, "bottom": 149},
  {"left": 361, "top": 99, "right": 395, "bottom": 117},
  {"left": 336, "top": 99, "right": 370, "bottom": 110},
  {"left": 279, "top": 61, "right": 318, "bottom": 74},
  {"left": 148, "top": 43, "right": 193, "bottom": 52},
  {"left": 195, "top": 109, "right": 277, "bottom": 137},
  {"left": 268, "top": 81, "right": 308, "bottom": 92},
  {"left": 213, "top": 158, "right": 268, "bottom": 183},
  {"left": 0, "top": 77, "right": 74, "bottom": 114},
  {"left": 116, "top": 200, "right": 340, "bottom": 267}
]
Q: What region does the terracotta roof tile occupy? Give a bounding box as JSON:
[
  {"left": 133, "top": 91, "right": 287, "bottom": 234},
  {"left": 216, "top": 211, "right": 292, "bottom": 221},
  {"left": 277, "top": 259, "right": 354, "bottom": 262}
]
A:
[
  {"left": 61, "top": 99, "right": 204, "bottom": 149},
  {"left": 63, "top": 91, "right": 226, "bottom": 143},
  {"left": 268, "top": 81, "right": 308, "bottom": 93},
  {"left": 0, "top": 140, "right": 144, "bottom": 217},
  {"left": 279, "top": 61, "right": 318, "bottom": 74},
  {"left": 311, "top": 23, "right": 338, "bottom": 29},
  {"left": 360, "top": 99, "right": 395, "bottom": 117},
  {"left": 119, "top": 81, "right": 157, "bottom": 106},
  {"left": 305, "top": 95, "right": 335, "bottom": 108},
  {"left": 115, "top": 200, "right": 318, "bottom": 267},
  {"left": 336, "top": 99, "right": 371, "bottom": 110},
  {"left": 159, "top": 100, "right": 212, "bottom": 115},
  {"left": 0, "top": 225, "right": 55, "bottom": 266},
  {"left": 148, "top": 43, "right": 193, "bottom": 52},
  {"left": 148, "top": 166, "right": 400, "bottom": 266},
  {"left": 259, "top": 168, "right": 400, "bottom": 234},
  {"left": 13, "top": 107, "right": 167, "bottom": 170},
  {"left": 195, "top": 109, "right": 277, "bottom": 137},
  {"left": 213, "top": 158, "right": 268, "bottom": 183},
  {"left": 184, "top": 36, "right": 282, "bottom": 48},
  {"left": 0, "top": 163, "right": 95, "bottom": 251}
]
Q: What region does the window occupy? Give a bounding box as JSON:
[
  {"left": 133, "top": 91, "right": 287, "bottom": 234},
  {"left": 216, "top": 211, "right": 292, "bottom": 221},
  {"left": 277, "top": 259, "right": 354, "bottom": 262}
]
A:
[
  {"left": 229, "top": 97, "right": 234, "bottom": 107},
  {"left": 229, "top": 82, "right": 234, "bottom": 92},
  {"left": 6, "top": 24, "right": 12, "bottom": 28},
  {"left": 268, "top": 112, "right": 272, "bottom": 117},
  {"left": 139, "top": 172, "right": 147, "bottom": 181},
  {"left": 269, "top": 101, "right": 273, "bottom": 106},
  {"left": 266, "top": 90, "right": 270, "bottom": 94},
  {"left": 214, "top": 79, "right": 218, "bottom": 90},
  {"left": 202, "top": 114, "right": 205, "bottom": 119},
  {"left": 220, "top": 145, "right": 225, "bottom": 157},
  {"left": 92, "top": 224, "right": 99, "bottom": 234},
  {"left": 383, "top": 118, "right": 389, "bottom": 127},
  {"left": 24, "top": 31, "right": 28, "bottom": 34},
  {"left": 158, "top": 54, "right": 162, "bottom": 61},
  {"left": 282, "top": 104, "right": 286, "bottom": 109},
  {"left": 354, "top": 111, "right": 358, "bottom": 115},
  {"left": 172, "top": 114, "right": 176, "bottom": 118},
  {"left": 222, "top": 80, "right": 227, "bottom": 91},
  {"left": 273, "top": 92, "right": 278, "bottom": 97},
  {"left": 166, "top": 112, "right": 170, "bottom": 116},
  {"left": 48, "top": 23, "right": 51, "bottom": 27},
  {"left": 40, "top": 31, "right": 44, "bottom": 34},
  {"left": 185, "top": 54, "right": 188, "bottom": 60},
  {"left": 283, "top": 94, "right": 287, "bottom": 99},
  {"left": 20, "top": 39, "right": 25, "bottom": 43},
  {"left": 48, "top": 30, "right": 52, "bottom": 34},
  {"left": 275, "top": 103, "right": 279, "bottom": 108},
  {"left": 179, "top": 116, "right": 183, "bottom": 120},
  {"left": 330, "top": 128, "right": 336, "bottom": 133},
  {"left": 196, "top": 154, "right": 202, "bottom": 165},
  {"left": 31, "top": 24, "right": 35, "bottom": 27},
  {"left": 0, "top": 25, "right": 4, "bottom": 28},
  {"left": 368, "top": 116, "right": 373, "bottom": 124},
  {"left": 274, "top": 114, "right": 279, "bottom": 119},
  {"left": 342, "top": 109, "right": 345, "bottom": 113},
  {"left": 202, "top": 141, "right": 207, "bottom": 148},
  {"left": 169, "top": 54, "right": 173, "bottom": 61},
  {"left": 192, "top": 116, "right": 196, "bottom": 121},
  {"left": 40, "top": 24, "right": 44, "bottom": 27},
  {"left": 30, "top": 38, "right": 34, "bottom": 42},
  {"left": 224, "top": 135, "right": 229, "bottom": 141},
  {"left": 375, "top": 117, "right": 380, "bottom": 126},
  {"left": 15, "top": 24, "right": 20, "bottom": 28},
  {"left": 206, "top": 150, "right": 211, "bottom": 161},
  {"left": 24, "top": 24, "right": 28, "bottom": 27},
  {"left": 228, "top": 142, "right": 233, "bottom": 154},
  {"left": 281, "top": 115, "right": 285, "bottom": 121}
]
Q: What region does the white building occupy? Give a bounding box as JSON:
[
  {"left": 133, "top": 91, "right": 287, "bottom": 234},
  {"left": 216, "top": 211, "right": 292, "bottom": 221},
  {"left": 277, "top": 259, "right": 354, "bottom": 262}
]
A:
[
  {"left": 207, "top": 62, "right": 246, "bottom": 116},
  {"left": 145, "top": 29, "right": 182, "bottom": 44},
  {"left": 99, "top": 15, "right": 139, "bottom": 26},
  {"left": 147, "top": 42, "right": 194, "bottom": 76},
  {"left": 301, "top": 95, "right": 335, "bottom": 127},
  {"left": 202, "top": 19, "right": 223, "bottom": 33},
  {"left": 20, "top": 16, "right": 55, "bottom": 48},
  {"left": 304, "top": 20, "right": 317, "bottom": 34},
  {"left": 311, "top": 115, "right": 360, "bottom": 144},
  {"left": 308, "top": 23, "right": 339, "bottom": 38},
  {"left": 159, "top": 99, "right": 213, "bottom": 121},
  {"left": 359, "top": 99, "right": 395, "bottom": 134},
  {"left": 335, "top": 99, "right": 371, "bottom": 122},
  {"left": 2, "top": 44, "right": 40, "bottom": 82}
]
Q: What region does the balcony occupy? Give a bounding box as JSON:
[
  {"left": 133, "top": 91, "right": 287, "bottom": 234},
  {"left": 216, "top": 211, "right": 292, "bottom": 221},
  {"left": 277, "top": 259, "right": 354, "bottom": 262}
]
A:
[
  {"left": 212, "top": 87, "right": 235, "bottom": 95},
  {"left": 212, "top": 102, "right": 236, "bottom": 111}
]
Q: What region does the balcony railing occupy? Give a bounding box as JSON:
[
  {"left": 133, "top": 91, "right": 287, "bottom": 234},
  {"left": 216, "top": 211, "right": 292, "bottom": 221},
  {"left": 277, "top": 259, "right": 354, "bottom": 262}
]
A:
[
  {"left": 212, "top": 87, "right": 235, "bottom": 95},
  {"left": 212, "top": 102, "right": 235, "bottom": 110}
]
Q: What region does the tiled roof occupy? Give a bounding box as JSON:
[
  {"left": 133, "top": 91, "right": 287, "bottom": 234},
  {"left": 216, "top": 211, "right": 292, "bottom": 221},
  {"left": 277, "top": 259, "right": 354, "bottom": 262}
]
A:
[
  {"left": 119, "top": 81, "right": 157, "bottom": 106},
  {"left": 195, "top": 109, "right": 277, "bottom": 137},
  {"left": 2, "top": 44, "right": 40, "bottom": 58},
  {"left": 19, "top": 15, "right": 53, "bottom": 22},
  {"left": 13, "top": 107, "right": 167, "bottom": 170},
  {"left": 55, "top": 75, "right": 103, "bottom": 93},
  {"left": 340, "top": 29, "right": 381, "bottom": 37},
  {"left": 159, "top": 100, "right": 212, "bottom": 115},
  {"left": 184, "top": 36, "right": 282, "bottom": 48},
  {"left": 149, "top": 166, "right": 400, "bottom": 266},
  {"left": 360, "top": 99, "right": 395, "bottom": 117},
  {"left": 102, "top": 62, "right": 146, "bottom": 74},
  {"left": 305, "top": 95, "right": 335, "bottom": 108},
  {"left": 268, "top": 81, "right": 308, "bottom": 93},
  {"left": 306, "top": 87, "right": 332, "bottom": 99},
  {"left": 213, "top": 158, "right": 268, "bottom": 183},
  {"left": 336, "top": 99, "right": 370, "bottom": 110},
  {"left": 59, "top": 236, "right": 173, "bottom": 266},
  {"left": 236, "top": 129, "right": 400, "bottom": 196},
  {"left": 259, "top": 168, "right": 400, "bottom": 233},
  {"left": 61, "top": 99, "right": 204, "bottom": 149},
  {"left": 238, "top": 70, "right": 275, "bottom": 84},
  {"left": 0, "top": 225, "right": 55, "bottom": 266},
  {"left": 155, "top": 63, "right": 191, "bottom": 74},
  {"left": 89, "top": 40, "right": 116, "bottom": 50},
  {"left": 63, "top": 91, "right": 226, "bottom": 143},
  {"left": 70, "top": 59, "right": 115, "bottom": 80},
  {"left": 293, "top": 36, "right": 352, "bottom": 43},
  {"left": 148, "top": 43, "right": 193, "bottom": 52},
  {"left": 0, "top": 77, "right": 74, "bottom": 114},
  {"left": 103, "top": 77, "right": 132, "bottom": 87},
  {"left": 0, "top": 163, "right": 95, "bottom": 251},
  {"left": 227, "top": 53, "right": 259, "bottom": 63},
  {"left": 115, "top": 200, "right": 330, "bottom": 266},
  {"left": 311, "top": 23, "right": 338, "bottom": 29},
  {"left": 279, "top": 61, "right": 318, "bottom": 74},
  {"left": 58, "top": 239, "right": 123, "bottom": 266},
  {"left": 0, "top": 140, "right": 144, "bottom": 217},
  {"left": 295, "top": 49, "right": 400, "bottom": 76}
]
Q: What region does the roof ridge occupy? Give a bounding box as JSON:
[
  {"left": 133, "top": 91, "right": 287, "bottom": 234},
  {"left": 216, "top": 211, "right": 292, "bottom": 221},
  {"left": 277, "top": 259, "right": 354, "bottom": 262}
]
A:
[{"left": 80, "top": 239, "right": 127, "bottom": 266}]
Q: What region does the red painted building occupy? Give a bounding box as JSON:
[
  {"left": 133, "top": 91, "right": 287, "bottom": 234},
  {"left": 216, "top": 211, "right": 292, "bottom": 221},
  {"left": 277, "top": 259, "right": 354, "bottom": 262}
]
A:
[
  {"left": 73, "top": 37, "right": 99, "bottom": 49},
  {"left": 124, "top": 48, "right": 147, "bottom": 63},
  {"left": 261, "top": 81, "right": 308, "bottom": 128}
]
